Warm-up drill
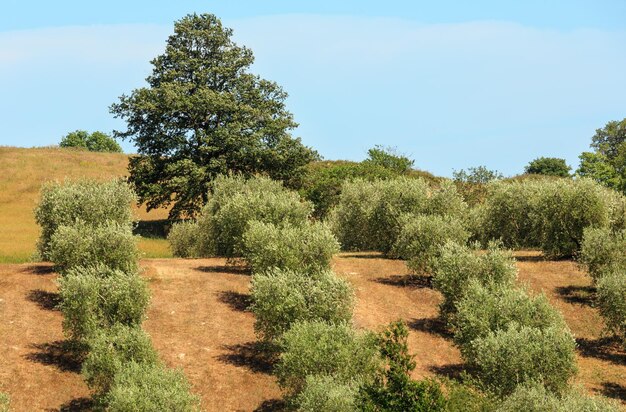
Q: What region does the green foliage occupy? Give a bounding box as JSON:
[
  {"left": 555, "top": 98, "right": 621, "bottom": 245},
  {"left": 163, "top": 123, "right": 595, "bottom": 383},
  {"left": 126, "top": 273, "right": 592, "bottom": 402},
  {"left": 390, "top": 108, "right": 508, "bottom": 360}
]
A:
[
  {"left": 363, "top": 145, "right": 415, "bottom": 174},
  {"left": 392, "top": 214, "right": 469, "bottom": 274},
  {"left": 453, "top": 166, "right": 504, "bottom": 206},
  {"left": 590, "top": 118, "right": 626, "bottom": 160},
  {"left": 242, "top": 221, "right": 339, "bottom": 274},
  {"left": 111, "top": 13, "right": 318, "bottom": 219},
  {"left": 470, "top": 324, "right": 577, "bottom": 396},
  {"left": 579, "top": 227, "right": 626, "bottom": 282},
  {"left": 496, "top": 382, "right": 620, "bottom": 412},
  {"left": 296, "top": 375, "right": 359, "bottom": 412},
  {"left": 298, "top": 161, "right": 398, "bottom": 219},
  {"left": 35, "top": 179, "right": 136, "bottom": 260},
  {"left": 431, "top": 242, "right": 518, "bottom": 316},
  {"left": 596, "top": 271, "right": 626, "bottom": 349},
  {"left": 196, "top": 175, "right": 312, "bottom": 258},
  {"left": 330, "top": 177, "right": 466, "bottom": 254},
  {"left": 454, "top": 282, "right": 567, "bottom": 363},
  {"left": 479, "top": 178, "right": 626, "bottom": 257},
  {"left": 276, "top": 321, "right": 379, "bottom": 395},
  {"left": 82, "top": 324, "right": 159, "bottom": 394},
  {"left": 168, "top": 220, "right": 201, "bottom": 258},
  {"left": 57, "top": 265, "right": 150, "bottom": 341},
  {"left": 576, "top": 152, "right": 621, "bottom": 190},
  {"left": 250, "top": 268, "right": 354, "bottom": 342},
  {"left": 0, "top": 393, "right": 9, "bottom": 412},
  {"left": 358, "top": 320, "right": 446, "bottom": 412},
  {"left": 104, "top": 362, "right": 200, "bottom": 411},
  {"left": 59, "top": 130, "right": 122, "bottom": 153},
  {"left": 444, "top": 381, "right": 496, "bottom": 412},
  {"left": 524, "top": 157, "right": 571, "bottom": 177},
  {"left": 48, "top": 220, "right": 138, "bottom": 273}
]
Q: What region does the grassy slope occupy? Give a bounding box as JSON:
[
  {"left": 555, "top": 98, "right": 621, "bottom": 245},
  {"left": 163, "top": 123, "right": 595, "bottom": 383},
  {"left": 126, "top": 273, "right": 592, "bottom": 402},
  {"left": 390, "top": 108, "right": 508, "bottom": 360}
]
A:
[{"left": 0, "top": 146, "right": 171, "bottom": 263}]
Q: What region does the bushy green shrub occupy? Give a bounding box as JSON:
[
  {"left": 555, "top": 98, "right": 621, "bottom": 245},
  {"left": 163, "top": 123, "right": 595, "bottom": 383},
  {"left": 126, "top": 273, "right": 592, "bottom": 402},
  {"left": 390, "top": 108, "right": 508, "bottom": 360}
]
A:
[
  {"left": 296, "top": 375, "right": 359, "bottom": 412},
  {"left": 48, "top": 220, "right": 138, "bottom": 273},
  {"left": 276, "top": 321, "right": 379, "bottom": 395},
  {"left": 34, "top": 179, "right": 135, "bottom": 259},
  {"left": 58, "top": 264, "right": 150, "bottom": 341},
  {"left": 358, "top": 321, "right": 446, "bottom": 412},
  {"left": 596, "top": 270, "right": 626, "bottom": 348},
  {"left": 104, "top": 362, "right": 200, "bottom": 411},
  {"left": 369, "top": 177, "right": 431, "bottom": 253},
  {"left": 454, "top": 281, "right": 567, "bottom": 362},
  {"left": 392, "top": 214, "right": 469, "bottom": 273},
  {"left": 470, "top": 324, "right": 577, "bottom": 396},
  {"left": 82, "top": 324, "right": 159, "bottom": 394},
  {"left": 427, "top": 180, "right": 468, "bottom": 219},
  {"left": 496, "top": 382, "right": 620, "bottom": 412},
  {"left": 168, "top": 220, "right": 201, "bottom": 258},
  {"left": 579, "top": 227, "right": 626, "bottom": 282},
  {"left": 196, "top": 175, "right": 312, "bottom": 257},
  {"left": 431, "top": 242, "right": 518, "bottom": 316},
  {"left": 328, "top": 179, "right": 385, "bottom": 251},
  {"left": 251, "top": 268, "right": 354, "bottom": 341},
  {"left": 242, "top": 221, "right": 339, "bottom": 274},
  {"left": 443, "top": 381, "right": 496, "bottom": 412},
  {"left": 479, "top": 178, "right": 626, "bottom": 257},
  {"left": 60, "top": 130, "right": 123, "bottom": 153}
]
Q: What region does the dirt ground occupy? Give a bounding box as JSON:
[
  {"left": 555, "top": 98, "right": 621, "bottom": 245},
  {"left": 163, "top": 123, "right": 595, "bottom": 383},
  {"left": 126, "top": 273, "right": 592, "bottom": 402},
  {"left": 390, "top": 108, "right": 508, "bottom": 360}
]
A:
[{"left": 0, "top": 252, "right": 624, "bottom": 411}]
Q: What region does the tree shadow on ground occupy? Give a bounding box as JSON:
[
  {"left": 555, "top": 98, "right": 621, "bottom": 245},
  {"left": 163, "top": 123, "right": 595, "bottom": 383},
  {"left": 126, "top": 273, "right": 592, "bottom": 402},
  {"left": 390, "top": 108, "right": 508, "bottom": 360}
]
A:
[
  {"left": 24, "top": 340, "right": 86, "bottom": 373},
  {"left": 408, "top": 316, "right": 453, "bottom": 339},
  {"left": 513, "top": 254, "right": 547, "bottom": 263},
  {"left": 253, "top": 399, "right": 287, "bottom": 412},
  {"left": 576, "top": 336, "right": 626, "bottom": 365},
  {"left": 216, "top": 341, "right": 276, "bottom": 374},
  {"left": 373, "top": 274, "right": 432, "bottom": 289},
  {"left": 132, "top": 219, "right": 169, "bottom": 238},
  {"left": 195, "top": 265, "right": 250, "bottom": 276},
  {"left": 340, "top": 253, "right": 384, "bottom": 260},
  {"left": 599, "top": 382, "right": 626, "bottom": 403},
  {"left": 555, "top": 285, "right": 595, "bottom": 307},
  {"left": 217, "top": 290, "right": 251, "bottom": 312},
  {"left": 429, "top": 363, "right": 466, "bottom": 381},
  {"left": 23, "top": 265, "right": 55, "bottom": 276},
  {"left": 27, "top": 289, "right": 61, "bottom": 311},
  {"left": 45, "top": 397, "right": 95, "bottom": 412}
]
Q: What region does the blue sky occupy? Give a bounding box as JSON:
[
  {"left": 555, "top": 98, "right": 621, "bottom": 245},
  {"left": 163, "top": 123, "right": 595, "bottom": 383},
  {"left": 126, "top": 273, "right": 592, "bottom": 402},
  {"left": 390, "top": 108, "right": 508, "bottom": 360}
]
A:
[{"left": 1, "top": 1, "right": 625, "bottom": 176}]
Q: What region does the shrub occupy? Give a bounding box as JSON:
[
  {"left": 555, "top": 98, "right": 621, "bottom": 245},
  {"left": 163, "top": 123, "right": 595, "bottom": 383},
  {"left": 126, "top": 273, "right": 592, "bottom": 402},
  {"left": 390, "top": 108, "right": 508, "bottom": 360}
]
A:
[
  {"left": 431, "top": 242, "right": 517, "bottom": 316},
  {"left": 358, "top": 321, "right": 446, "bottom": 412},
  {"left": 328, "top": 179, "right": 385, "bottom": 251},
  {"left": 454, "top": 281, "right": 567, "bottom": 362},
  {"left": 579, "top": 227, "right": 626, "bottom": 282},
  {"left": 196, "top": 175, "right": 312, "bottom": 257},
  {"left": 48, "top": 220, "right": 138, "bottom": 273},
  {"left": 104, "top": 362, "right": 200, "bottom": 411},
  {"left": 34, "top": 179, "right": 135, "bottom": 259},
  {"left": 496, "top": 382, "right": 620, "bottom": 412},
  {"left": 276, "top": 321, "right": 379, "bottom": 395},
  {"left": 470, "top": 324, "right": 577, "bottom": 396},
  {"left": 596, "top": 270, "right": 626, "bottom": 348},
  {"left": 168, "top": 220, "right": 201, "bottom": 258},
  {"left": 60, "top": 130, "right": 123, "bottom": 153},
  {"left": 251, "top": 268, "right": 354, "bottom": 341},
  {"left": 242, "top": 221, "right": 339, "bottom": 274},
  {"left": 427, "top": 180, "right": 468, "bottom": 219},
  {"left": 444, "top": 381, "right": 496, "bottom": 412},
  {"left": 392, "top": 214, "right": 469, "bottom": 273},
  {"left": 58, "top": 265, "right": 150, "bottom": 341},
  {"left": 453, "top": 166, "right": 504, "bottom": 206},
  {"left": 369, "top": 177, "right": 431, "bottom": 253},
  {"left": 82, "top": 324, "right": 159, "bottom": 394},
  {"left": 296, "top": 375, "right": 359, "bottom": 412}
]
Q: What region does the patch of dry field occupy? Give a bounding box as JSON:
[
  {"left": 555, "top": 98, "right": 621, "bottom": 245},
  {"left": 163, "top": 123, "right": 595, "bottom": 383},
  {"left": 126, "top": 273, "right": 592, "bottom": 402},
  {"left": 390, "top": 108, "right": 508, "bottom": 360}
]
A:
[
  {"left": 0, "top": 252, "right": 624, "bottom": 411},
  {"left": 0, "top": 146, "right": 171, "bottom": 263}
]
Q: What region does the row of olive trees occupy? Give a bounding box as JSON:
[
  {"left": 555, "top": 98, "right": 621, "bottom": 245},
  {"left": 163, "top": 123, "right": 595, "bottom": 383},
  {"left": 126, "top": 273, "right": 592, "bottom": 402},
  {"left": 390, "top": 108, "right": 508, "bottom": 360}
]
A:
[{"left": 35, "top": 179, "right": 200, "bottom": 410}]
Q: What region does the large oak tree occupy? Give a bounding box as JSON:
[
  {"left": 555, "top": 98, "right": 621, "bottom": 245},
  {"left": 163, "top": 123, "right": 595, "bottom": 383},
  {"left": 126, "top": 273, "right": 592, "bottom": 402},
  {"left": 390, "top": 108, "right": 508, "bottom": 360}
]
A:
[{"left": 111, "top": 13, "right": 318, "bottom": 219}]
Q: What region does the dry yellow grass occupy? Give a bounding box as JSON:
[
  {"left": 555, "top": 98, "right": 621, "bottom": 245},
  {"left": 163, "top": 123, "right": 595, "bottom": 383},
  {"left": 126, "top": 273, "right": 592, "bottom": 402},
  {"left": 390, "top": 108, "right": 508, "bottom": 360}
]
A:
[{"left": 0, "top": 146, "right": 171, "bottom": 262}]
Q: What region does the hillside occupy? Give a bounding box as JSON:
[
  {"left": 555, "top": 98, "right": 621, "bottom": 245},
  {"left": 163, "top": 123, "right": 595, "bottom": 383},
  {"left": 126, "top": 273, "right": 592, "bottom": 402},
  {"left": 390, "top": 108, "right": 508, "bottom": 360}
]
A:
[{"left": 0, "top": 146, "right": 170, "bottom": 263}]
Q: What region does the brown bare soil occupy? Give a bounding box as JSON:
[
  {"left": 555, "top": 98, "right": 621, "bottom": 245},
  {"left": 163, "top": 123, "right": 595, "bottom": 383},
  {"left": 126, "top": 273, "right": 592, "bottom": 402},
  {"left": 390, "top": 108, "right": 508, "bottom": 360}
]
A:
[{"left": 1, "top": 252, "right": 624, "bottom": 411}]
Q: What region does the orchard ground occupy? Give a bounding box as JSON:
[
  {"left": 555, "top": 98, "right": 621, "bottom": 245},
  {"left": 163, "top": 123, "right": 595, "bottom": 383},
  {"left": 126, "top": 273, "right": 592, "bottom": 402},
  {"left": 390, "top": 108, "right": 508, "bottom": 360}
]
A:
[{"left": 1, "top": 252, "right": 624, "bottom": 411}]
